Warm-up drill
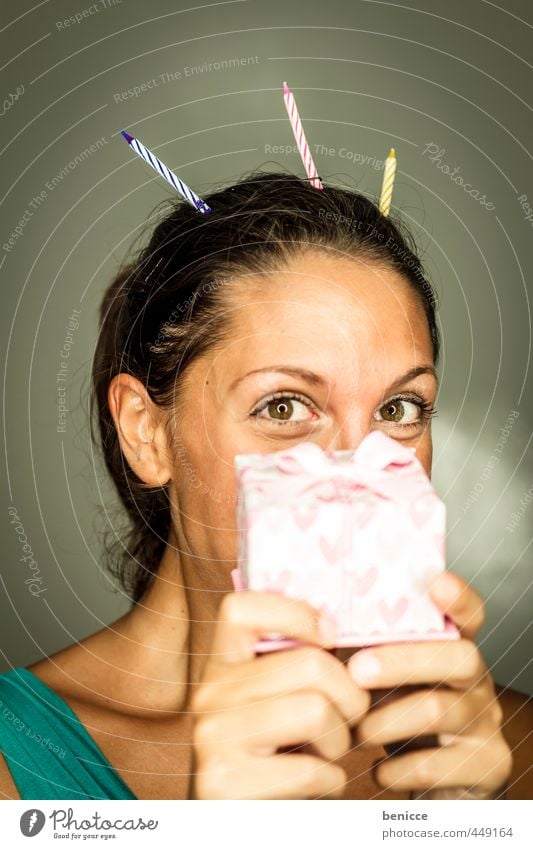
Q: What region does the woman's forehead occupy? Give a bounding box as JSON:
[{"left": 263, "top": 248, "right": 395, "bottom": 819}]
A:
[
  {"left": 221, "top": 256, "right": 433, "bottom": 362},
  {"left": 231, "top": 251, "right": 425, "bottom": 318},
  {"left": 195, "top": 258, "right": 435, "bottom": 400}
]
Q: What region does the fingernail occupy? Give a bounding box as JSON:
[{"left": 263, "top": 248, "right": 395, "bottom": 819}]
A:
[
  {"left": 349, "top": 652, "right": 381, "bottom": 683},
  {"left": 318, "top": 614, "right": 337, "bottom": 645}
]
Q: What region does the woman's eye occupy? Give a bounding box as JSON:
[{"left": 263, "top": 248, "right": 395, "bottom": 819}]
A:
[
  {"left": 250, "top": 393, "right": 433, "bottom": 430},
  {"left": 375, "top": 398, "right": 422, "bottom": 425},
  {"left": 252, "top": 395, "right": 315, "bottom": 424}
]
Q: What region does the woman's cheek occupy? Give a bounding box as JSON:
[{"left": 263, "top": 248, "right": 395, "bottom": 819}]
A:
[{"left": 414, "top": 433, "right": 433, "bottom": 477}]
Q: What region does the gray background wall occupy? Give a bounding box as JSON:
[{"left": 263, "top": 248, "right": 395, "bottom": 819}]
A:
[{"left": 1, "top": 0, "right": 532, "bottom": 693}]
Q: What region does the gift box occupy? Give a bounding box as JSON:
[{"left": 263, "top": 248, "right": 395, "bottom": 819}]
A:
[{"left": 232, "top": 431, "right": 458, "bottom": 651}]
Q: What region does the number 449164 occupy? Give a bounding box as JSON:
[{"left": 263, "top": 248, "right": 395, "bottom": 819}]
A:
[{"left": 470, "top": 828, "right": 513, "bottom": 838}]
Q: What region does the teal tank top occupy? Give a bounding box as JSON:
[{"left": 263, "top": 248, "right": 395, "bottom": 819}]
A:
[{"left": 0, "top": 667, "right": 137, "bottom": 799}]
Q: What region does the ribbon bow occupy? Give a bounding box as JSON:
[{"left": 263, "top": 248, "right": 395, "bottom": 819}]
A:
[{"left": 237, "top": 431, "right": 432, "bottom": 506}]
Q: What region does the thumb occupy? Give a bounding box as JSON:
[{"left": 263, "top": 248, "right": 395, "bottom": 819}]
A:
[{"left": 428, "top": 571, "right": 485, "bottom": 640}]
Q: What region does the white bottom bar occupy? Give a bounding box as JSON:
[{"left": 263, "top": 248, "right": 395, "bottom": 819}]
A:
[{"left": 1, "top": 800, "right": 531, "bottom": 848}]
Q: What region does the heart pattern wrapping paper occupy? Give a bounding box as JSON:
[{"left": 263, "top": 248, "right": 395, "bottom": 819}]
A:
[{"left": 232, "top": 431, "right": 459, "bottom": 650}]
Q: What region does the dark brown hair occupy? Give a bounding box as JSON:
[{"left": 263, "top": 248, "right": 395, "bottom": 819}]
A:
[{"left": 91, "top": 170, "right": 440, "bottom": 603}]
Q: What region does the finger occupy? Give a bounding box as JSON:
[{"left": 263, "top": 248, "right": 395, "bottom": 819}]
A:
[
  {"left": 194, "top": 690, "right": 351, "bottom": 762},
  {"left": 197, "top": 752, "right": 347, "bottom": 799},
  {"left": 374, "top": 736, "right": 512, "bottom": 794},
  {"left": 428, "top": 572, "right": 485, "bottom": 639},
  {"left": 347, "top": 639, "right": 486, "bottom": 690},
  {"left": 252, "top": 754, "right": 347, "bottom": 799},
  {"left": 210, "top": 590, "right": 337, "bottom": 664},
  {"left": 356, "top": 687, "right": 487, "bottom": 748},
  {"left": 195, "top": 645, "right": 370, "bottom": 726}
]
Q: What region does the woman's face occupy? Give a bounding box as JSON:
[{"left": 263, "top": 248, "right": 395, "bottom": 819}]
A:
[{"left": 166, "top": 251, "right": 437, "bottom": 564}]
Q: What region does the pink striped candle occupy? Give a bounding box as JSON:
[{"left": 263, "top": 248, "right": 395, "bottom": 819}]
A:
[{"left": 282, "top": 81, "right": 323, "bottom": 190}]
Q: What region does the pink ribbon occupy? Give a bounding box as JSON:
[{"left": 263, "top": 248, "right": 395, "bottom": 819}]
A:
[{"left": 239, "top": 431, "right": 431, "bottom": 505}]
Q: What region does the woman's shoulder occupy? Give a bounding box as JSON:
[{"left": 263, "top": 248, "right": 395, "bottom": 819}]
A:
[
  {"left": 0, "top": 655, "right": 141, "bottom": 801},
  {"left": 0, "top": 752, "right": 21, "bottom": 799},
  {"left": 0, "top": 625, "right": 133, "bottom": 800},
  {"left": 25, "top": 618, "right": 128, "bottom": 708},
  {"left": 25, "top": 611, "right": 190, "bottom": 721},
  {"left": 15, "top": 635, "right": 193, "bottom": 799}
]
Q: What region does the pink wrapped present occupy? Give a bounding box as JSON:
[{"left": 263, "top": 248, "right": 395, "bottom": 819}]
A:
[{"left": 232, "top": 431, "right": 458, "bottom": 651}]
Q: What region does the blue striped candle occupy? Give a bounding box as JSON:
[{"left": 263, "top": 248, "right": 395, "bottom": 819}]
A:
[{"left": 120, "top": 130, "right": 211, "bottom": 214}]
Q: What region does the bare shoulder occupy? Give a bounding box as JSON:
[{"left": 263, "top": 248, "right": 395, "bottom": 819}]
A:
[
  {"left": 0, "top": 637, "right": 110, "bottom": 802},
  {"left": 0, "top": 752, "right": 20, "bottom": 800},
  {"left": 26, "top": 613, "right": 132, "bottom": 708},
  {"left": 496, "top": 684, "right": 533, "bottom": 799}
]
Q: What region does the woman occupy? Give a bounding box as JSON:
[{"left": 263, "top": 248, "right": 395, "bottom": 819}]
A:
[{"left": 0, "top": 172, "right": 530, "bottom": 800}]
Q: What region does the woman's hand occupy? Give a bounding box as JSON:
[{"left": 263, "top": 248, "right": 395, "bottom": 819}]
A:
[
  {"left": 188, "top": 590, "right": 370, "bottom": 799},
  {"left": 347, "top": 572, "right": 513, "bottom": 799}
]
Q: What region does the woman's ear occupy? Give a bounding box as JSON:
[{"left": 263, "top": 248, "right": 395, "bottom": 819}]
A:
[{"left": 107, "top": 373, "right": 173, "bottom": 487}]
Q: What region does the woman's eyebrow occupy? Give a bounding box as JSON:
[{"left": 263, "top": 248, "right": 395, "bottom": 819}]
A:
[
  {"left": 229, "top": 365, "right": 330, "bottom": 391},
  {"left": 387, "top": 365, "right": 439, "bottom": 391},
  {"left": 229, "top": 364, "right": 437, "bottom": 392}
]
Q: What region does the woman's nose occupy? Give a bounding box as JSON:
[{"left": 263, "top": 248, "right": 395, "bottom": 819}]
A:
[{"left": 322, "top": 411, "right": 373, "bottom": 453}]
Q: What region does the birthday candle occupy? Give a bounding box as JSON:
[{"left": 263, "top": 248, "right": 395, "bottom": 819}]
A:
[
  {"left": 282, "top": 82, "right": 323, "bottom": 190},
  {"left": 120, "top": 130, "right": 211, "bottom": 214},
  {"left": 379, "top": 147, "right": 396, "bottom": 217}
]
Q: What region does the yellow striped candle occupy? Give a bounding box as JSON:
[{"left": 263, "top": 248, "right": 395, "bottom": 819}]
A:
[{"left": 379, "top": 147, "right": 396, "bottom": 216}]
